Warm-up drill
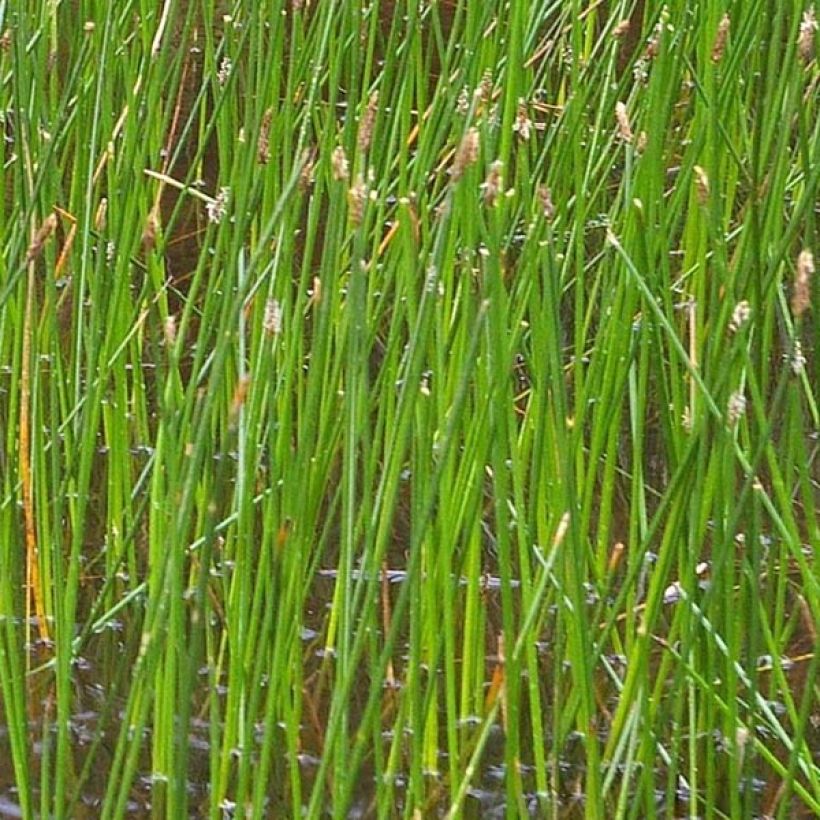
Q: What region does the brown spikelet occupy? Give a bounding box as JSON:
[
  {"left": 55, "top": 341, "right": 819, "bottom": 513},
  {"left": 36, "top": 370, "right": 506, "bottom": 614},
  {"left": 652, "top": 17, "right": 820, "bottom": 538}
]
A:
[
  {"left": 792, "top": 249, "right": 814, "bottom": 318},
  {"left": 615, "top": 101, "right": 633, "bottom": 142},
  {"left": 482, "top": 160, "right": 503, "bottom": 206},
  {"left": 141, "top": 209, "right": 159, "bottom": 251},
  {"left": 513, "top": 99, "right": 532, "bottom": 141},
  {"left": 479, "top": 69, "right": 494, "bottom": 103},
  {"left": 205, "top": 188, "right": 229, "bottom": 224},
  {"left": 612, "top": 20, "right": 630, "bottom": 40},
  {"left": 26, "top": 213, "right": 58, "bottom": 262},
  {"left": 348, "top": 173, "right": 367, "bottom": 226},
  {"left": 216, "top": 56, "right": 232, "bottom": 87},
  {"left": 711, "top": 14, "right": 731, "bottom": 63},
  {"left": 357, "top": 90, "right": 379, "bottom": 153},
  {"left": 451, "top": 127, "right": 480, "bottom": 183},
  {"left": 434, "top": 200, "right": 450, "bottom": 221},
  {"left": 258, "top": 108, "right": 273, "bottom": 164},
  {"left": 263, "top": 298, "right": 283, "bottom": 336},
  {"left": 331, "top": 145, "right": 349, "bottom": 181},
  {"left": 729, "top": 300, "right": 751, "bottom": 334},
  {"left": 299, "top": 146, "right": 317, "bottom": 191},
  {"left": 537, "top": 184, "right": 555, "bottom": 221},
  {"left": 726, "top": 391, "right": 746, "bottom": 427},
  {"left": 693, "top": 165, "right": 710, "bottom": 205},
  {"left": 645, "top": 20, "right": 663, "bottom": 60},
  {"left": 798, "top": 8, "right": 817, "bottom": 63},
  {"left": 94, "top": 198, "right": 108, "bottom": 231},
  {"left": 163, "top": 315, "right": 177, "bottom": 347},
  {"left": 0, "top": 29, "right": 11, "bottom": 52}
]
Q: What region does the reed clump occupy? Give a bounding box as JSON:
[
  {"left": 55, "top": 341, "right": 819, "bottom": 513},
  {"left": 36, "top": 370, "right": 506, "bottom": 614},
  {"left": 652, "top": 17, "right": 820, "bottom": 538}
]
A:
[{"left": 0, "top": 3, "right": 817, "bottom": 819}]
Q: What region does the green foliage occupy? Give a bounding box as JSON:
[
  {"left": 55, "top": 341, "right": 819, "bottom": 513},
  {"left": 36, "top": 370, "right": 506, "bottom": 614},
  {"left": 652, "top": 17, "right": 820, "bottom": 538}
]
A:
[{"left": 0, "top": 1, "right": 817, "bottom": 817}]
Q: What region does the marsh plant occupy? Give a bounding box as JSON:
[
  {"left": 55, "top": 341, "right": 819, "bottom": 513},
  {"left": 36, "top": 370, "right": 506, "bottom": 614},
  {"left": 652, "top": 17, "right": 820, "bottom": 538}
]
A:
[{"left": 1, "top": 1, "right": 818, "bottom": 817}]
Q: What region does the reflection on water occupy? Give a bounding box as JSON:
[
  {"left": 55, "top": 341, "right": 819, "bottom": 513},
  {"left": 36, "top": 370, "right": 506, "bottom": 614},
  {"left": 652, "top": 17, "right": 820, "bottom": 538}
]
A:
[
  {"left": 3, "top": 576, "right": 813, "bottom": 819},
  {"left": 0, "top": 582, "right": 574, "bottom": 818}
]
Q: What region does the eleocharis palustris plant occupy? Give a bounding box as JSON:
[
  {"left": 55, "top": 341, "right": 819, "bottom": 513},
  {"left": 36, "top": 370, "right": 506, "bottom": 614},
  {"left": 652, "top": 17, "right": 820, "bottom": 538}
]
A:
[{"left": 0, "top": 1, "right": 817, "bottom": 818}]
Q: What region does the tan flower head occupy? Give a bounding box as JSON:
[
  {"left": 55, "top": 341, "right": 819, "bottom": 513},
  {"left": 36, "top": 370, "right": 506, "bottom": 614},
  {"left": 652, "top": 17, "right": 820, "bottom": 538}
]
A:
[
  {"left": 792, "top": 249, "right": 814, "bottom": 318},
  {"left": 615, "top": 101, "right": 633, "bottom": 142},
  {"left": 798, "top": 7, "right": 817, "bottom": 63},
  {"left": 711, "top": 14, "right": 731, "bottom": 63},
  {"left": 451, "top": 127, "right": 480, "bottom": 183},
  {"left": 331, "top": 145, "right": 349, "bottom": 181}
]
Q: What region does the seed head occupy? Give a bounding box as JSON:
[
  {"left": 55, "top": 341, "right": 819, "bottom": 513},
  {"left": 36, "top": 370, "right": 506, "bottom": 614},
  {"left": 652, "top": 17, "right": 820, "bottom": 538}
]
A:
[
  {"left": 711, "top": 14, "right": 731, "bottom": 63},
  {"left": 645, "top": 20, "right": 663, "bottom": 60},
  {"left": 479, "top": 69, "right": 494, "bottom": 104},
  {"left": 791, "top": 339, "right": 806, "bottom": 375},
  {"left": 348, "top": 173, "right": 367, "bottom": 226},
  {"left": 798, "top": 7, "right": 817, "bottom": 63},
  {"left": 537, "top": 185, "right": 555, "bottom": 221},
  {"left": 451, "top": 127, "right": 480, "bottom": 183},
  {"left": 26, "top": 212, "right": 58, "bottom": 262},
  {"left": 726, "top": 391, "right": 746, "bottom": 427},
  {"left": 163, "top": 315, "right": 177, "bottom": 346},
  {"left": 456, "top": 87, "right": 470, "bottom": 116},
  {"left": 792, "top": 249, "right": 814, "bottom": 318},
  {"left": 263, "top": 298, "right": 282, "bottom": 336},
  {"left": 299, "top": 147, "right": 316, "bottom": 191},
  {"left": 357, "top": 90, "right": 379, "bottom": 153},
  {"left": 141, "top": 209, "right": 159, "bottom": 252},
  {"left": 729, "top": 300, "right": 751, "bottom": 334},
  {"left": 612, "top": 20, "right": 630, "bottom": 40},
  {"left": 615, "top": 101, "right": 633, "bottom": 142},
  {"left": 331, "top": 145, "right": 349, "bottom": 181},
  {"left": 513, "top": 99, "right": 532, "bottom": 141},
  {"left": 95, "top": 197, "right": 108, "bottom": 231},
  {"left": 217, "top": 56, "right": 232, "bottom": 87},
  {"left": 258, "top": 108, "right": 272, "bottom": 164},
  {"left": 206, "top": 187, "right": 230, "bottom": 224},
  {"left": 482, "top": 160, "right": 503, "bottom": 206}
]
